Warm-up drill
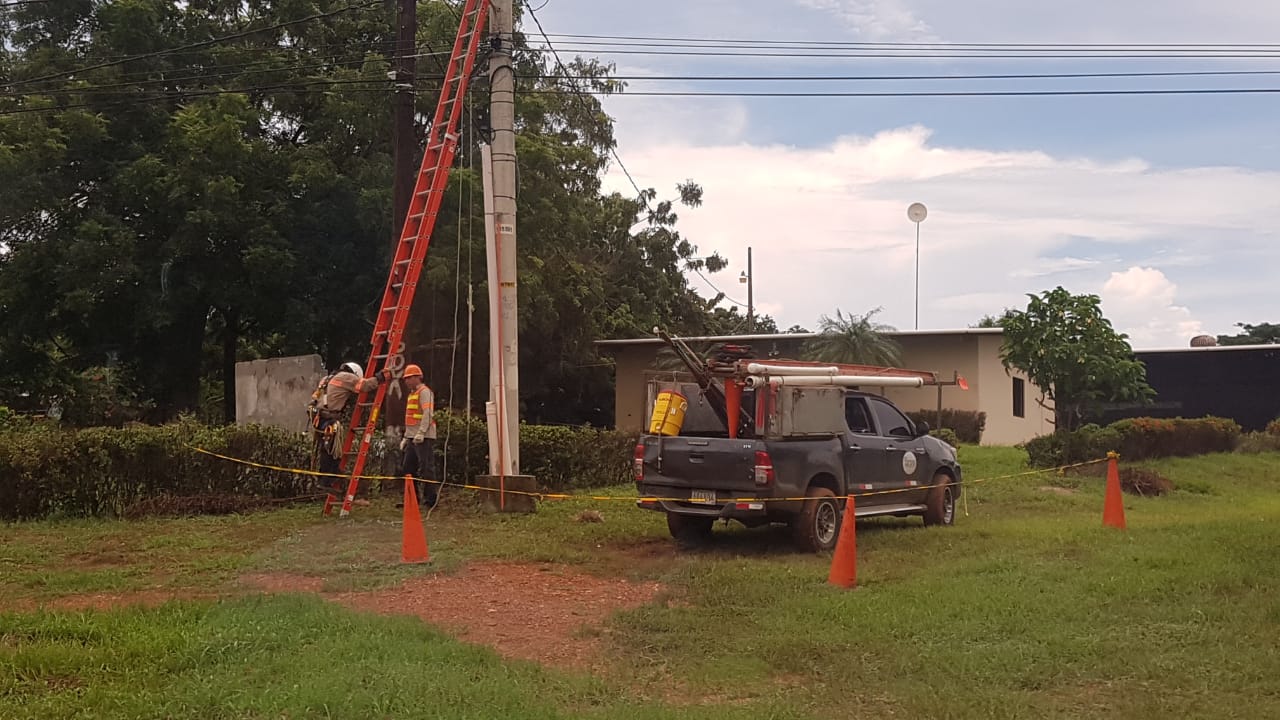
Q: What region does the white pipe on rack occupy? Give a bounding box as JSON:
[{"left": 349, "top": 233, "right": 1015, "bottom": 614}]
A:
[
  {"left": 745, "top": 375, "right": 926, "bottom": 389},
  {"left": 744, "top": 363, "right": 840, "bottom": 376}
]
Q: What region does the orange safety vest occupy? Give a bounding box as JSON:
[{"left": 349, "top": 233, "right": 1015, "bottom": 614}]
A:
[{"left": 405, "top": 386, "right": 425, "bottom": 426}]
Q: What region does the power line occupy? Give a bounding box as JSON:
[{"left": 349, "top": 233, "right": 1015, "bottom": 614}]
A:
[
  {"left": 2, "top": 0, "right": 382, "bottom": 89},
  {"left": 527, "top": 46, "right": 1280, "bottom": 60},
  {"left": 519, "top": 1, "right": 646, "bottom": 202},
  {"left": 544, "top": 69, "right": 1280, "bottom": 82},
  {"left": 690, "top": 267, "right": 749, "bottom": 308},
  {"left": 523, "top": 87, "right": 1280, "bottom": 98},
  {"left": 540, "top": 32, "right": 1280, "bottom": 50}
]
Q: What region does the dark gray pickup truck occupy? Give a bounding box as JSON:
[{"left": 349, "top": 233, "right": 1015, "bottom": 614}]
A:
[{"left": 634, "top": 385, "right": 962, "bottom": 552}]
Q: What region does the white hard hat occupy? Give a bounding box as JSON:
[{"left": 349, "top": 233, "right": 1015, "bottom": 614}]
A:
[{"left": 340, "top": 362, "right": 363, "bottom": 376}]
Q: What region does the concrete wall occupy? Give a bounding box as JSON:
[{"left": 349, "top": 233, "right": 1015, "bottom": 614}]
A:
[
  {"left": 235, "top": 354, "right": 324, "bottom": 435},
  {"left": 976, "top": 334, "right": 1054, "bottom": 445},
  {"left": 882, "top": 334, "right": 984, "bottom": 415}
]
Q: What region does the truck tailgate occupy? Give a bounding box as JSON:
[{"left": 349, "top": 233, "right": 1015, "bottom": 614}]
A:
[{"left": 638, "top": 435, "right": 762, "bottom": 493}]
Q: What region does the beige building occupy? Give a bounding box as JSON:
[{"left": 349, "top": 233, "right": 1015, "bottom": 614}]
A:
[{"left": 595, "top": 328, "right": 1053, "bottom": 446}]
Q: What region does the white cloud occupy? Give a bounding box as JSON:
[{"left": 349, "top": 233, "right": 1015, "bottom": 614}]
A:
[
  {"left": 795, "top": 0, "right": 936, "bottom": 40},
  {"left": 595, "top": 116, "right": 1278, "bottom": 347},
  {"left": 1101, "top": 267, "right": 1204, "bottom": 348}
]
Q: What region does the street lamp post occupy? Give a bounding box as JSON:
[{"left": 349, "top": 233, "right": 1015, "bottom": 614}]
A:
[
  {"left": 907, "top": 203, "right": 928, "bottom": 330},
  {"left": 739, "top": 246, "right": 753, "bottom": 333}
]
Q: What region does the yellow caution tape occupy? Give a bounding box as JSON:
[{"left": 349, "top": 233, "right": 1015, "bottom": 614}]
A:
[{"left": 185, "top": 444, "right": 1110, "bottom": 505}]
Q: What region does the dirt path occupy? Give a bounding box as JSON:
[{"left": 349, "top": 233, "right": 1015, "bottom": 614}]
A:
[{"left": 243, "top": 561, "right": 663, "bottom": 671}]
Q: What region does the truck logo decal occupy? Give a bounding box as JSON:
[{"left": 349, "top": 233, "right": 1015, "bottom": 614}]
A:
[{"left": 902, "top": 451, "right": 918, "bottom": 475}]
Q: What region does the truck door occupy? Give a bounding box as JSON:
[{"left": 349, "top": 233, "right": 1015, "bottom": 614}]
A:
[
  {"left": 867, "top": 397, "right": 930, "bottom": 503},
  {"left": 842, "top": 396, "right": 892, "bottom": 497}
]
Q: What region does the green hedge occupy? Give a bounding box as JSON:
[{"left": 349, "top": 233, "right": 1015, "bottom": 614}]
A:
[
  {"left": 0, "top": 419, "right": 313, "bottom": 521},
  {"left": 905, "top": 409, "right": 987, "bottom": 444},
  {"left": 1023, "top": 416, "right": 1242, "bottom": 468},
  {"left": 0, "top": 413, "right": 637, "bottom": 521},
  {"left": 433, "top": 413, "right": 634, "bottom": 491}
]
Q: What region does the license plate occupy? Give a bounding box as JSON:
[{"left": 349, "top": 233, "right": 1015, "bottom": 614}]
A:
[{"left": 690, "top": 489, "right": 716, "bottom": 504}]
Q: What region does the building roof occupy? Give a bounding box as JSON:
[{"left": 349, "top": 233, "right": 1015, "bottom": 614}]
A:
[
  {"left": 594, "top": 327, "right": 1003, "bottom": 348},
  {"left": 1135, "top": 343, "right": 1280, "bottom": 354}
]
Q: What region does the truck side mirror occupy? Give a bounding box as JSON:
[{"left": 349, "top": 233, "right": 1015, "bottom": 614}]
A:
[{"left": 914, "top": 420, "right": 931, "bottom": 437}]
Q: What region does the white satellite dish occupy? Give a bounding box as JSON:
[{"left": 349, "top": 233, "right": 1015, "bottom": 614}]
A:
[{"left": 907, "top": 202, "right": 928, "bottom": 223}]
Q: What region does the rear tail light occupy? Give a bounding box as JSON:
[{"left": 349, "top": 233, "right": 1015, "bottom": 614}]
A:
[
  {"left": 754, "top": 450, "right": 775, "bottom": 486},
  {"left": 633, "top": 442, "right": 645, "bottom": 482}
]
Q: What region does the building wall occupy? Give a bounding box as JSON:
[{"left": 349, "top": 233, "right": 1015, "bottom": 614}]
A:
[
  {"left": 603, "top": 331, "right": 1057, "bottom": 445},
  {"left": 235, "top": 354, "right": 323, "bottom": 435},
  {"left": 881, "top": 334, "right": 984, "bottom": 415},
  {"left": 612, "top": 346, "right": 660, "bottom": 434},
  {"left": 976, "top": 334, "right": 1054, "bottom": 445}
]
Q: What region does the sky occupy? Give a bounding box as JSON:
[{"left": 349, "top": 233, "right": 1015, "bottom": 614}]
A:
[{"left": 534, "top": 0, "right": 1280, "bottom": 348}]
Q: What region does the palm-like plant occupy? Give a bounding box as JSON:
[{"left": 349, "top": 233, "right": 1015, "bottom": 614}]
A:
[{"left": 805, "top": 307, "right": 903, "bottom": 367}]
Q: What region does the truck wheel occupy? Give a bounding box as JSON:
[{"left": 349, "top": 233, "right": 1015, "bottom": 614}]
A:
[
  {"left": 924, "top": 472, "right": 956, "bottom": 527},
  {"left": 793, "top": 487, "right": 842, "bottom": 553},
  {"left": 667, "top": 513, "right": 713, "bottom": 547}
]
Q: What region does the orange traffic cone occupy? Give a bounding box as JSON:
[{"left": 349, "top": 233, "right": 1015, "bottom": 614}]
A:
[
  {"left": 827, "top": 495, "right": 858, "bottom": 589},
  {"left": 1103, "top": 452, "right": 1126, "bottom": 530},
  {"left": 401, "top": 477, "right": 431, "bottom": 563}
]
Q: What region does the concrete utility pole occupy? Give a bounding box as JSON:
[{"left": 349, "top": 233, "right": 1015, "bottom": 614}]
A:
[
  {"left": 480, "top": 0, "right": 534, "bottom": 511},
  {"left": 739, "top": 246, "right": 754, "bottom": 333}
]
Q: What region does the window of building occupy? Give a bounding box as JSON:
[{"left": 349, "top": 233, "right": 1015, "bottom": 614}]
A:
[{"left": 1013, "top": 377, "right": 1026, "bottom": 418}]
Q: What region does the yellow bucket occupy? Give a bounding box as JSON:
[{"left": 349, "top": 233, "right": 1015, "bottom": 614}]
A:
[{"left": 648, "top": 390, "right": 688, "bottom": 436}]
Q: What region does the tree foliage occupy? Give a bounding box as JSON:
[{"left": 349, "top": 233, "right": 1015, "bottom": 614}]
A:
[
  {"left": 0, "top": 0, "right": 732, "bottom": 426},
  {"left": 803, "top": 308, "right": 902, "bottom": 367},
  {"left": 1217, "top": 322, "right": 1280, "bottom": 346},
  {"left": 1000, "top": 287, "right": 1154, "bottom": 432}
]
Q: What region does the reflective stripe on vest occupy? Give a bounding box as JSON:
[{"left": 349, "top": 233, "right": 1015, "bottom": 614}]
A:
[{"left": 405, "top": 387, "right": 424, "bottom": 426}]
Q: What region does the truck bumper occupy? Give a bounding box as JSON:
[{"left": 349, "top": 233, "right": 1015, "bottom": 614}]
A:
[{"left": 635, "top": 485, "right": 770, "bottom": 520}]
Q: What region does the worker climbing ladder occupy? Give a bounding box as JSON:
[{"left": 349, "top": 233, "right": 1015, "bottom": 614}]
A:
[{"left": 323, "top": 0, "right": 493, "bottom": 517}]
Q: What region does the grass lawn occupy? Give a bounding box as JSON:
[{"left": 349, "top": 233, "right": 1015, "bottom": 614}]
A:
[{"left": 2, "top": 447, "right": 1279, "bottom": 718}]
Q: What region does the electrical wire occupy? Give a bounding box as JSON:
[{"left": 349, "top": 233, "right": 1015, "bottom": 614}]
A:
[
  {"left": 519, "top": 0, "right": 646, "bottom": 202},
  {"left": 538, "top": 32, "right": 1280, "bottom": 50}
]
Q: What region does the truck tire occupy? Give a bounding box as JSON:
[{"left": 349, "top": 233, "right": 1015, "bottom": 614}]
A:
[
  {"left": 924, "top": 471, "right": 956, "bottom": 527},
  {"left": 667, "top": 512, "right": 713, "bottom": 547},
  {"left": 792, "top": 486, "right": 842, "bottom": 553}
]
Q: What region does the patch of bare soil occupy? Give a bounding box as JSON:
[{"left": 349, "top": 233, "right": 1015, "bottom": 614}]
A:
[
  {"left": 333, "top": 562, "right": 663, "bottom": 671},
  {"left": 239, "top": 572, "right": 327, "bottom": 593},
  {"left": 1039, "top": 486, "right": 1077, "bottom": 496}
]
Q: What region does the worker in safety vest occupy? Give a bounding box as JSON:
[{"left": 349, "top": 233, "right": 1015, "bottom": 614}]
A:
[
  {"left": 399, "top": 363, "right": 439, "bottom": 508},
  {"left": 308, "top": 361, "right": 392, "bottom": 484}
]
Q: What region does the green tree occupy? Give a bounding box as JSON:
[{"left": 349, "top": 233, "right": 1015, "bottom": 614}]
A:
[
  {"left": 973, "top": 309, "right": 1015, "bottom": 328},
  {"left": 1000, "top": 287, "right": 1154, "bottom": 432},
  {"left": 1217, "top": 322, "right": 1280, "bottom": 346},
  {"left": 804, "top": 308, "right": 903, "bottom": 366},
  {"left": 0, "top": 0, "right": 736, "bottom": 427}
]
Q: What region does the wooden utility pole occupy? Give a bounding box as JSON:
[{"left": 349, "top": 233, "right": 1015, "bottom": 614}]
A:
[
  {"left": 390, "top": 0, "right": 417, "bottom": 250},
  {"left": 385, "top": 0, "right": 417, "bottom": 473}
]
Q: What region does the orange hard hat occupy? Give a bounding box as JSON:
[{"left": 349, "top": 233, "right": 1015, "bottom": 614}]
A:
[{"left": 403, "top": 364, "right": 423, "bottom": 379}]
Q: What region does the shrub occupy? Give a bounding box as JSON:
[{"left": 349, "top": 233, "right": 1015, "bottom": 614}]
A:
[
  {"left": 1119, "top": 467, "right": 1172, "bottom": 497},
  {"left": 431, "top": 413, "right": 633, "bottom": 492},
  {"left": 905, "top": 409, "right": 987, "bottom": 444},
  {"left": 0, "top": 413, "right": 638, "bottom": 520},
  {"left": 930, "top": 427, "right": 961, "bottom": 447},
  {"left": 0, "top": 419, "right": 312, "bottom": 521},
  {"left": 1024, "top": 416, "right": 1243, "bottom": 468},
  {"left": 1111, "top": 417, "right": 1240, "bottom": 459},
  {"left": 1236, "top": 431, "right": 1280, "bottom": 455},
  {"left": 1266, "top": 419, "right": 1280, "bottom": 437}
]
